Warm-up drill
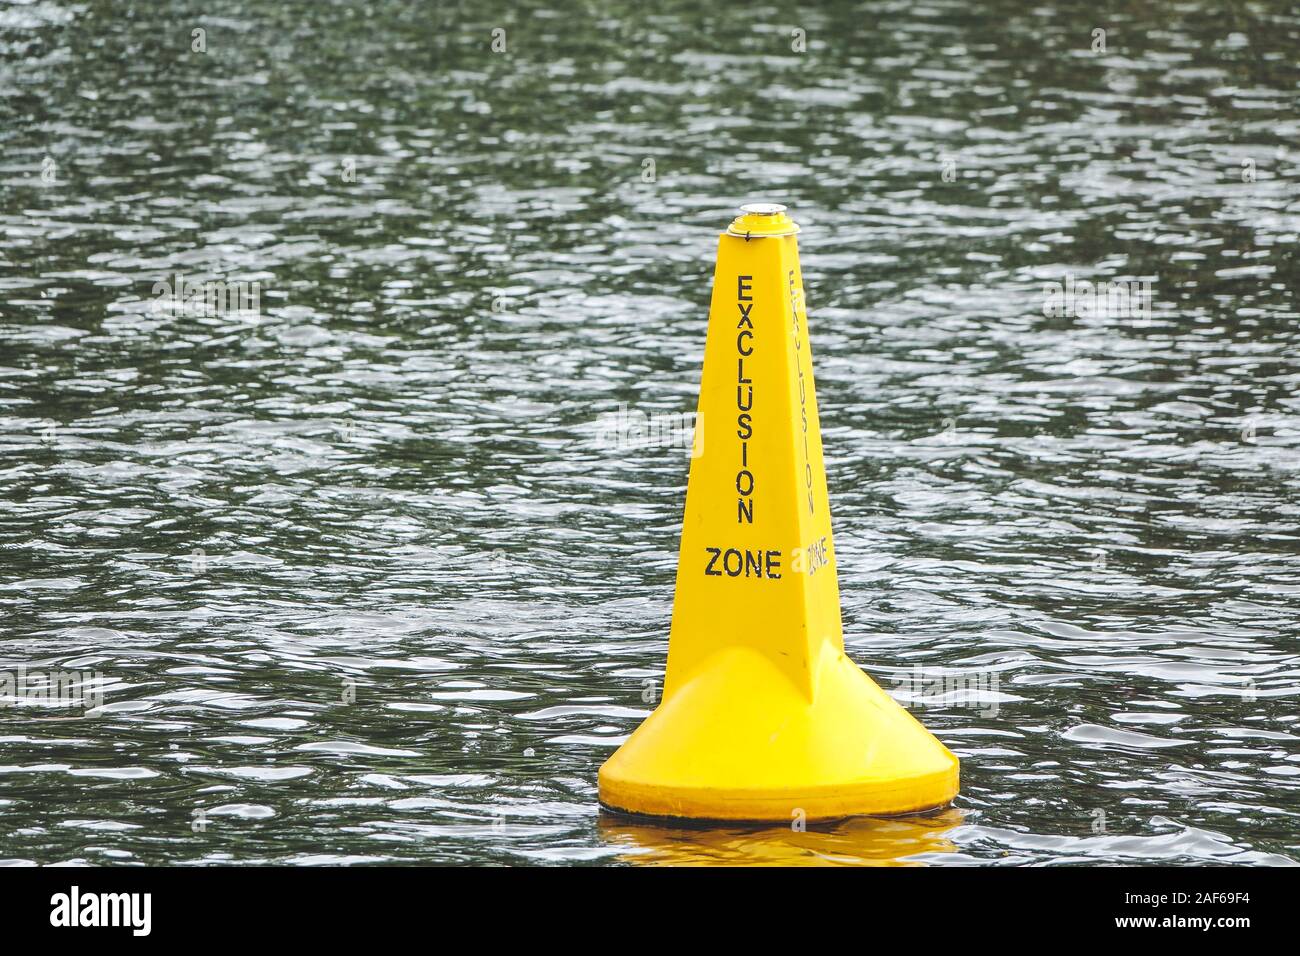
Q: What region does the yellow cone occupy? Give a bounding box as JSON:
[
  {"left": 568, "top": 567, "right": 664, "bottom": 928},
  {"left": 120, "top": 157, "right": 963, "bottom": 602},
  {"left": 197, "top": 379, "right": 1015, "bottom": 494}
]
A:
[{"left": 598, "top": 204, "right": 959, "bottom": 822}]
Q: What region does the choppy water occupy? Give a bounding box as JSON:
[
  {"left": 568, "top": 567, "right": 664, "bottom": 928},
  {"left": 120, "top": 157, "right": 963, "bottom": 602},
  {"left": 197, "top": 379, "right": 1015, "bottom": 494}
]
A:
[{"left": 1, "top": 0, "right": 1298, "bottom": 866}]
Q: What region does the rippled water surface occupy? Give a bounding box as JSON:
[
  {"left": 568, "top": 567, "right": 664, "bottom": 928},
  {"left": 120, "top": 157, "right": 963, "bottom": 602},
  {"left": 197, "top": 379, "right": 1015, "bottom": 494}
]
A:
[{"left": 1, "top": 0, "right": 1299, "bottom": 865}]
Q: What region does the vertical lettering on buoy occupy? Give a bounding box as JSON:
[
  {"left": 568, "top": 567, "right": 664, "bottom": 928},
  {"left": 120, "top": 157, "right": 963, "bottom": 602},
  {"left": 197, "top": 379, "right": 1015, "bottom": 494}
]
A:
[
  {"left": 736, "top": 274, "right": 755, "bottom": 524},
  {"left": 791, "top": 269, "right": 814, "bottom": 516}
]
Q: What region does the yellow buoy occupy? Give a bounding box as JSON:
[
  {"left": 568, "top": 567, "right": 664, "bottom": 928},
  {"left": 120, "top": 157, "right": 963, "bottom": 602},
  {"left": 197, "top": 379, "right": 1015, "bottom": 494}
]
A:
[{"left": 598, "top": 203, "right": 959, "bottom": 822}]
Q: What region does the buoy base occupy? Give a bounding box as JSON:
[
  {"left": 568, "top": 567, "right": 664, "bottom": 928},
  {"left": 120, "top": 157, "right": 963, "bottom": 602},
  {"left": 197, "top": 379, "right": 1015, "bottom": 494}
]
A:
[{"left": 598, "top": 646, "right": 959, "bottom": 823}]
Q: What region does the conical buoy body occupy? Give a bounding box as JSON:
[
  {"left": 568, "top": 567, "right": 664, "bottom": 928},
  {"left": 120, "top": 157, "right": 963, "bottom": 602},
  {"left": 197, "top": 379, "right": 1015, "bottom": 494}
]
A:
[{"left": 598, "top": 205, "right": 959, "bottom": 822}]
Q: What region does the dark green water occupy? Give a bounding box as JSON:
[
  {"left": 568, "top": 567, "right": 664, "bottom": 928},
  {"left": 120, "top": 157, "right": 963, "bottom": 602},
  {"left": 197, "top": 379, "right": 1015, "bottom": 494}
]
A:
[{"left": 1, "top": 0, "right": 1298, "bottom": 864}]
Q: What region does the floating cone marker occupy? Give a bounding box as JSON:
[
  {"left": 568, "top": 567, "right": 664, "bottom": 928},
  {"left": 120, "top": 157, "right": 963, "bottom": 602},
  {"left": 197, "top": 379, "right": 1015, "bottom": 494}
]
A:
[{"left": 598, "top": 204, "right": 959, "bottom": 822}]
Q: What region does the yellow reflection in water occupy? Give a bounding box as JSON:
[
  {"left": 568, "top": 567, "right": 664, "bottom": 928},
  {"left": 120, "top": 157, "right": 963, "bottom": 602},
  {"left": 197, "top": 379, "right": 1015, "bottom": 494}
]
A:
[{"left": 598, "top": 807, "right": 964, "bottom": 867}]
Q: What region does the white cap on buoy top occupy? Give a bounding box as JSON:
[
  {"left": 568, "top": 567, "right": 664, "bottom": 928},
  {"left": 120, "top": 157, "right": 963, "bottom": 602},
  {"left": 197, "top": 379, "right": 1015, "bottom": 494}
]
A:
[{"left": 726, "top": 201, "right": 800, "bottom": 237}]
